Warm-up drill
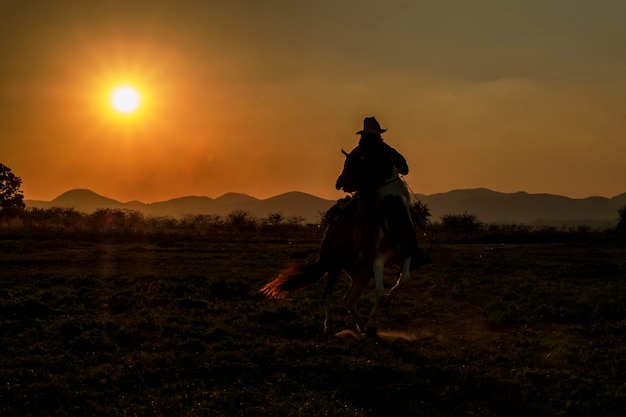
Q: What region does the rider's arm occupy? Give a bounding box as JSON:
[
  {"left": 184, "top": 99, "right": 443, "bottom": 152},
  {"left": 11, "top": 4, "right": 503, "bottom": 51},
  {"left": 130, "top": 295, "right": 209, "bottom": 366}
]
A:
[{"left": 387, "top": 146, "right": 409, "bottom": 175}]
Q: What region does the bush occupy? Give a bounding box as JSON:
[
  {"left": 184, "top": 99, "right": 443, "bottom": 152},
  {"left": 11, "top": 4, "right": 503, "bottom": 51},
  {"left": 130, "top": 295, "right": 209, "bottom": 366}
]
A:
[
  {"left": 0, "top": 206, "right": 620, "bottom": 244},
  {"left": 617, "top": 205, "right": 626, "bottom": 231},
  {"left": 0, "top": 207, "right": 316, "bottom": 241}
]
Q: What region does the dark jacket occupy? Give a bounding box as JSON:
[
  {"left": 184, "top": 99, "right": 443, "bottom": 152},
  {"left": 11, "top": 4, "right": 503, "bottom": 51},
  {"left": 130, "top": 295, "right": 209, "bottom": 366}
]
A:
[{"left": 336, "top": 134, "right": 408, "bottom": 192}]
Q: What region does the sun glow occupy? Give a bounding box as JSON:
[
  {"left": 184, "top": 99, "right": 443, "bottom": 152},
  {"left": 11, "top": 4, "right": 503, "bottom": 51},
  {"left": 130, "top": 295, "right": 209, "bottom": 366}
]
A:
[
  {"left": 69, "top": 40, "right": 186, "bottom": 142},
  {"left": 110, "top": 86, "right": 141, "bottom": 114}
]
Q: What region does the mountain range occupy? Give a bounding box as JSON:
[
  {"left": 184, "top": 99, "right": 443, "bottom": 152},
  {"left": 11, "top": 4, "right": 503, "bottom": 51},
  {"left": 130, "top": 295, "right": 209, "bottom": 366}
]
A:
[
  {"left": 25, "top": 188, "right": 626, "bottom": 226},
  {"left": 26, "top": 190, "right": 334, "bottom": 224}
]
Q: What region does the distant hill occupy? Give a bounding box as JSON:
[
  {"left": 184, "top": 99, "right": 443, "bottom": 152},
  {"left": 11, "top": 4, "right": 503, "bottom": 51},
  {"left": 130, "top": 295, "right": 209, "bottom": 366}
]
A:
[
  {"left": 52, "top": 189, "right": 126, "bottom": 211},
  {"left": 26, "top": 189, "right": 335, "bottom": 224},
  {"left": 415, "top": 188, "right": 626, "bottom": 227},
  {"left": 25, "top": 188, "right": 626, "bottom": 226}
]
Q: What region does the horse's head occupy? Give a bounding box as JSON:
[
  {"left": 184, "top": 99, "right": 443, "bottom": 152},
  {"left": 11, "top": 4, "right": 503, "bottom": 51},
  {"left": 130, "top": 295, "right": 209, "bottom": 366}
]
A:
[{"left": 335, "top": 148, "right": 396, "bottom": 193}]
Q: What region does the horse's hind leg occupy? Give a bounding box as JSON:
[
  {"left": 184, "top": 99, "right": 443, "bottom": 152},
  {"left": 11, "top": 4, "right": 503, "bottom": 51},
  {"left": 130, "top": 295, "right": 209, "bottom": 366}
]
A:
[
  {"left": 344, "top": 272, "right": 368, "bottom": 334},
  {"left": 322, "top": 268, "right": 341, "bottom": 336},
  {"left": 366, "top": 259, "right": 386, "bottom": 337},
  {"left": 385, "top": 256, "right": 411, "bottom": 305}
]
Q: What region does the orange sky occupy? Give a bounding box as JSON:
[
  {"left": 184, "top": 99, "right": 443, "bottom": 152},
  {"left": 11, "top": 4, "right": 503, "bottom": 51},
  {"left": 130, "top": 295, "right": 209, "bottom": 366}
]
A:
[{"left": 2, "top": 1, "right": 626, "bottom": 202}]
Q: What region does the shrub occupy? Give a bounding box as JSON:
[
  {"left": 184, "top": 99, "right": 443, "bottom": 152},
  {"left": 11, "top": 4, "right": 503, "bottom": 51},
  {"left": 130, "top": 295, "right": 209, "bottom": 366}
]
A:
[{"left": 617, "top": 205, "right": 626, "bottom": 231}]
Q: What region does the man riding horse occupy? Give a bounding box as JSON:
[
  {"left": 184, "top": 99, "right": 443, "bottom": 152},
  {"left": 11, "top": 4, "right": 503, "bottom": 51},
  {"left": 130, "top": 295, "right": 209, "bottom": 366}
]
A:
[
  {"left": 335, "top": 116, "right": 418, "bottom": 264},
  {"left": 260, "top": 116, "right": 424, "bottom": 335}
]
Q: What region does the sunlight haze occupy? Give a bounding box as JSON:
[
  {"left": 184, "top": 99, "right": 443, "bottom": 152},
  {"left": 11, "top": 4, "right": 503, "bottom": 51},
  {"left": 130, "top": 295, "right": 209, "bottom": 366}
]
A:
[
  {"left": 111, "top": 86, "right": 140, "bottom": 114},
  {"left": 1, "top": 1, "right": 625, "bottom": 203}
]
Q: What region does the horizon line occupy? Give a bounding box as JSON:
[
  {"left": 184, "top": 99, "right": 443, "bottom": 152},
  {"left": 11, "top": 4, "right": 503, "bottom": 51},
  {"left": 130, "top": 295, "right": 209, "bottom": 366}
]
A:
[{"left": 23, "top": 186, "right": 626, "bottom": 204}]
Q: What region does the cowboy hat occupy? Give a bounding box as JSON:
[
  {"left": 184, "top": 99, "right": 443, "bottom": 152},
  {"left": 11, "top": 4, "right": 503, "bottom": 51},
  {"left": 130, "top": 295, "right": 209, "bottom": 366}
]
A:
[{"left": 356, "top": 116, "right": 387, "bottom": 134}]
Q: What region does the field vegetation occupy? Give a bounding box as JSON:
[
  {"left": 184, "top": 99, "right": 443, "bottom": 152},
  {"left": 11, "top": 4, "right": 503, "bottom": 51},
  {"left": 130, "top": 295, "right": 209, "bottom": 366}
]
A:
[{"left": 1, "top": 208, "right": 625, "bottom": 416}]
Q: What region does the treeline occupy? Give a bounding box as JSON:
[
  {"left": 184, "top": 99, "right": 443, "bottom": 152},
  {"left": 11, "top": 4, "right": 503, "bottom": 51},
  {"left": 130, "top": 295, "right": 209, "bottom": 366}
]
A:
[
  {"left": 0, "top": 207, "right": 319, "bottom": 242},
  {"left": 0, "top": 206, "right": 624, "bottom": 244},
  {"left": 431, "top": 211, "right": 625, "bottom": 244}
]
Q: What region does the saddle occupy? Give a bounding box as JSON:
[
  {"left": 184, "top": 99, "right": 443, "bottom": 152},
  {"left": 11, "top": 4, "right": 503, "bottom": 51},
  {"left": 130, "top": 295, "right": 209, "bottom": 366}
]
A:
[{"left": 326, "top": 194, "right": 426, "bottom": 270}]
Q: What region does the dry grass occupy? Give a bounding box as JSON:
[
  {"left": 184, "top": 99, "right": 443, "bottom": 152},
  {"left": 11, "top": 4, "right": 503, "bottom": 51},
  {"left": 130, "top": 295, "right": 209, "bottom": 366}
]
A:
[{"left": 1, "top": 237, "right": 625, "bottom": 416}]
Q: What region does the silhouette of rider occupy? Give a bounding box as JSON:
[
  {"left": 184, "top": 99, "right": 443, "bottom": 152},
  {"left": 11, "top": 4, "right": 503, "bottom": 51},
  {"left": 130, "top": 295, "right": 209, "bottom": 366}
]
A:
[
  {"left": 336, "top": 117, "right": 408, "bottom": 192},
  {"left": 335, "top": 117, "right": 416, "bottom": 262}
]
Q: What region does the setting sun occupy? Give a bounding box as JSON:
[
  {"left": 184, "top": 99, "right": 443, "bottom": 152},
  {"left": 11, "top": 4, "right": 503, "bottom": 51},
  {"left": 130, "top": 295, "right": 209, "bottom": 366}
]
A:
[{"left": 110, "top": 86, "right": 141, "bottom": 114}]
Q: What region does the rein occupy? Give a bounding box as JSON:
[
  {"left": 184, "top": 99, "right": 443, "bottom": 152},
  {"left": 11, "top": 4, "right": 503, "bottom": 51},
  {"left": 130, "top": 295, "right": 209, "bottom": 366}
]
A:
[
  {"left": 352, "top": 175, "right": 402, "bottom": 192},
  {"left": 380, "top": 175, "right": 402, "bottom": 187},
  {"left": 402, "top": 177, "right": 435, "bottom": 261}
]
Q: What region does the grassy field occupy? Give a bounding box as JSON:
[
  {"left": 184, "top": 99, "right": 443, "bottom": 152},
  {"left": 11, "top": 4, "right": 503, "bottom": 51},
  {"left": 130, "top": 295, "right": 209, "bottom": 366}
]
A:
[{"left": 1, "top": 236, "right": 624, "bottom": 416}]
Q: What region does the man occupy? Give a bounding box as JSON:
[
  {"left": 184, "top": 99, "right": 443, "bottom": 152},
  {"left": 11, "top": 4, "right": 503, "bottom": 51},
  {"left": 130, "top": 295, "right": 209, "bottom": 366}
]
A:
[
  {"left": 335, "top": 116, "right": 417, "bottom": 262},
  {"left": 335, "top": 117, "right": 408, "bottom": 192}
]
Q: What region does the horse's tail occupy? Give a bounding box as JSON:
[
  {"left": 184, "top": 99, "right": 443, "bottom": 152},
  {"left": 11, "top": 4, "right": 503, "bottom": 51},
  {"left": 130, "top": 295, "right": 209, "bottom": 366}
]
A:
[{"left": 259, "top": 261, "right": 327, "bottom": 299}]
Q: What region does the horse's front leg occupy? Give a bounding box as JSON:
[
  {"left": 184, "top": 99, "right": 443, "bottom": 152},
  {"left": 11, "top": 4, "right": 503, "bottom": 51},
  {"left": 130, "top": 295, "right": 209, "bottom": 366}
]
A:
[
  {"left": 344, "top": 270, "right": 368, "bottom": 334},
  {"left": 385, "top": 256, "right": 411, "bottom": 305},
  {"left": 366, "top": 258, "right": 386, "bottom": 337},
  {"left": 322, "top": 293, "right": 332, "bottom": 336},
  {"left": 322, "top": 268, "right": 341, "bottom": 336}
]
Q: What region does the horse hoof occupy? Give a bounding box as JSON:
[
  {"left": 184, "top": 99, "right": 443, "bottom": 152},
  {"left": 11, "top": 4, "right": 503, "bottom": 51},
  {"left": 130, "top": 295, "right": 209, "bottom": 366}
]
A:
[
  {"left": 380, "top": 298, "right": 393, "bottom": 308},
  {"left": 365, "top": 326, "right": 378, "bottom": 338},
  {"left": 322, "top": 326, "right": 335, "bottom": 339}
]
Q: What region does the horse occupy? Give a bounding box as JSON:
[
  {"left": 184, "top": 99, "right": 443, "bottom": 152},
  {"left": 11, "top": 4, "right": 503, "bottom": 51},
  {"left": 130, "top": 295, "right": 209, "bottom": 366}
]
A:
[{"left": 260, "top": 149, "right": 420, "bottom": 336}]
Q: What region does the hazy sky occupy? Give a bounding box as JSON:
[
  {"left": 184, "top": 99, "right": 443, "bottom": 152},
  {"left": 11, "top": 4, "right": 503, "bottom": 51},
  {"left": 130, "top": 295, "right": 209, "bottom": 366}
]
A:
[{"left": 2, "top": 0, "right": 625, "bottom": 202}]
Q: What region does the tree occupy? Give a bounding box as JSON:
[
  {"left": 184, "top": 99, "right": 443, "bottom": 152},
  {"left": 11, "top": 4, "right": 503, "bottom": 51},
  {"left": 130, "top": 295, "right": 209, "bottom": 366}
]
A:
[
  {"left": 227, "top": 209, "right": 257, "bottom": 232},
  {"left": 617, "top": 205, "right": 626, "bottom": 231},
  {"left": 0, "top": 163, "right": 25, "bottom": 213},
  {"left": 264, "top": 212, "right": 285, "bottom": 226},
  {"left": 410, "top": 200, "right": 431, "bottom": 231},
  {"left": 441, "top": 211, "right": 483, "bottom": 235}
]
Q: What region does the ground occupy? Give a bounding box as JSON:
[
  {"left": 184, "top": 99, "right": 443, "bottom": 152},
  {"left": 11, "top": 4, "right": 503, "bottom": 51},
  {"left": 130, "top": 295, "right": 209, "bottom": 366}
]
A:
[{"left": 1, "top": 237, "right": 624, "bottom": 416}]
